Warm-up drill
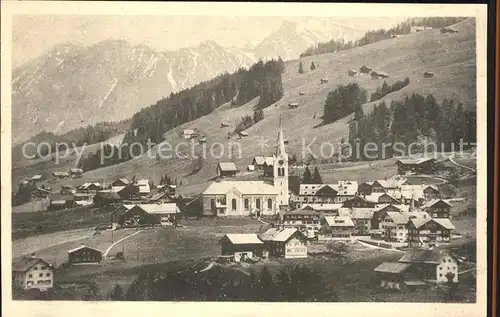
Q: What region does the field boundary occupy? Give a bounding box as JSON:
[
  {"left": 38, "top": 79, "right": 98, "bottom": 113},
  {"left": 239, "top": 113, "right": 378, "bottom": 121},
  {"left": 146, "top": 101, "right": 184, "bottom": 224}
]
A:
[{"left": 103, "top": 230, "right": 144, "bottom": 257}]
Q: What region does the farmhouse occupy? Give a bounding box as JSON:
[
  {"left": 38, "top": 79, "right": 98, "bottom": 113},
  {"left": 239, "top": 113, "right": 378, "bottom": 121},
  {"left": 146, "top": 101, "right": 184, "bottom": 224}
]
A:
[
  {"left": 252, "top": 156, "right": 273, "bottom": 169},
  {"left": 93, "top": 191, "right": 123, "bottom": 206},
  {"left": 69, "top": 168, "right": 84, "bottom": 177},
  {"left": 74, "top": 193, "right": 93, "bottom": 206},
  {"left": 60, "top": 185, "right": 76, "bottom": 195},
  {"left": 407, "top": 217, "right": 455, "bottom": 248},
  {"left": 288, "top": 102, "right": 299, "bottom": 109},
  {"left": 323, "top": 216, "right": 355, "bottom": 239},
  {"left": 424, "top": 199, "right": 452, "bottom": 218},
  {"left": 122, "top": 203, "right": 181, "bottom": 227},
  {"left": 378, "top": 210, "right": 430, "bottom": 243},
  {"left": 299, "top": 91, "right": 306, "bottom": 95},
  {"left": 342, "top": 195, "right": 377, "bottom": 208},
  {"left": 203, "top": 119, "right": 289, "bottom": 216},
  {"left": 112, "top": 178, "right": 130, "bottom": 188},
  {"left": 12, "top": 256, "right": 54, "bottom": 291},
  {"left": 350, "top": 208, "right": 376, "bottom": 235},
  {"left": 320, "top": 78, "right": 329, "bottom": 84},
  {"left": 396, "top": 158, "right": 437, "bottom": 175},
  {"left": 247, "top": 165, "right": 255, "bottom": 171},
  {"left": 359, "top": 65, "right": 373, "bottom": 73},
  {"left": 301, "top": 203, "right": 343, "bottom": 214},
  {"left": 148, "top": 191, "right": 172, "bottom": 204},
  {"left": 348, "top": 69, "right": 358, "bottom": 76},
  {"left": 377, "top": 193, "right": 401, "bottom": 204},
  {"left": 423, "top": 71, "right": 435, "bottom": 78},
  {"left": 110, "top": 204, "right": 134, "bottom": 226},
  {"left": 77, "top": 182, "right": 102, "bottom": 194},
  {"left": 220, "top": 122, "right": 229, "bottom": 128},
  {"left": 283, "top": 208, "right": 321, "bottom": 238},
  {"left": 260, "top": 228, "right": 308, "bottom": 259},
  {"left": 216, "top": 162, "right": 239, "bottom": 178},
  {"left": 219, "top": 234, "right": 264, "bottom": 262},
  {"left": 398, "top": 248, "right": 458, "bottom": 283},
  {"left": 53, "top": 171, "right": 70, "bottom": 179},
  {"left": 371, "top": 71, "right": 389, "bottom": 79},
  {"left": 68, "top": 245, "right": 103, "bottom": 264},
  {"left": 295, "top": 181, "right": 358, "bottom": 206},
  {"left": 48, "top": 194, "right": 76, "bottom": 211},
  {"left": 237, "top": 131, "right": 249, "bottom": 138},
  {"left": 136, "top": 179, "right": 151, "bottom": 197},
  {"left": 30, "top": 174, "right": 43, "bottom": 184}
]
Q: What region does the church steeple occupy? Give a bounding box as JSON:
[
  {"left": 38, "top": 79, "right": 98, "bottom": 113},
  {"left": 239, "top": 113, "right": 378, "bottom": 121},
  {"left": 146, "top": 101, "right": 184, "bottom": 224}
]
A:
[{"left": 276, "top": 116, "right": 287, "bottom": 159}]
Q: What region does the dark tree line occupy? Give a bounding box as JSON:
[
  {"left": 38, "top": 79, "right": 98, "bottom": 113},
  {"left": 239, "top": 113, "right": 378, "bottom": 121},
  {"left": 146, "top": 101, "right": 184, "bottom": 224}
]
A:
[
  {"left": 299, "top": 17, "right": 467, "bottom": 58},
  {"left": 125, "top": 264, "right": 330, "bottom": 302},
  {"left": 348, "top": 93, "right": 476, "bottom": 160},
  {"left": 323, "top": 83, "right": 367, "bottom": 124},
  {"left": 370, "top": 78, "right": 410, "bottom": 101},
  {"left": 301, "top": 166, "right": 323, "bottom": 184}
]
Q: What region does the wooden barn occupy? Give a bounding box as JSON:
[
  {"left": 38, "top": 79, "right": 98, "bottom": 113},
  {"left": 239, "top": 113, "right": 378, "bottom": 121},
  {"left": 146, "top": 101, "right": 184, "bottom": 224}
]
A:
[
  {"left": 216, "top": 162, "right": 239, "bottom": 178},
  {"left": 67, "top": 245, "right": 103, "bottom": 264}
]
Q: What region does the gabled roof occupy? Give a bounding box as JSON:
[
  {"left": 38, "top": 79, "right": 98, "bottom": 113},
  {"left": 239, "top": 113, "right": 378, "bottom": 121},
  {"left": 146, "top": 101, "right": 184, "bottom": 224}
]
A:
[
  {"left": 136, "top": 179, "right": 150, "bottom": 185},
  {"left": 424, "top": 199, "right": 452, "bottom": 208},
  {"left": 138, "top": 184, "right": 151, "bottom": 194},
  {"left": 203, "top": 181, "right": 278, "bottom": 195},
  {"left": 272, "top": 228, "right": 304, "bottom": 242},
  {"left": 351, "top": 208, "right": 375, "bottom": 219},
  {"left": 67, "top": 245, "right": 104, "bottom": 254},
  {"left": 31, "top": 175, "right": 43, "bottom": 180},
  {"left": 385, "top": 212, "right": 410, "bottom": 224},
  {"left": 397, "top": 158, "right": 435, "bottom": 165},
  {"left": 299, "top": 181, "right": 358, "bottom": 196},
  {"left": 12, "top": 257, "right": 51, "bottom": 272},
  {"left": 253, "top": 156, "right": 266, "bottom": 165},
  {"left": 364, "top": 193, "right": 384, "bottom": 202},
  {"left": 324, "top": 216, "right": 354, "bottom": 227},
  {"left": 53, "top": 171, "right": 70, "bottom": 177},
  {"left": 301, "top": 203, "right": 342, "bottom": 211},
  {"left": 217, "top": 162, "right": 238, "bottom": 172},
  {"left": 433, "top": 218, "right": 456, "bottom": 230},
  {"left": 222, "top": 234, "right": 263, "bottom": 245},
  {"left": 113, "top": 178, "right": 130, "bottom": 185},
  {"left": 258, "top": 228, "right": 281, "bottom": 241},
  {"left": 398, "top": 248, "right": 446, "bottom": 264},
  {"left": 375, "top": 179, "right": 407, "bottom": 189},
  {"left": 149, "top": 191, "right": 171, "bottom": 201},
  {"left": 70, "top": 168, "right": 83, "bottom": 173},
  {"left": 374, "top": 262, "right": 411, "bottom": 274},
  {"left": 131, "top": 203, "right": 180, "bottom": 214}
]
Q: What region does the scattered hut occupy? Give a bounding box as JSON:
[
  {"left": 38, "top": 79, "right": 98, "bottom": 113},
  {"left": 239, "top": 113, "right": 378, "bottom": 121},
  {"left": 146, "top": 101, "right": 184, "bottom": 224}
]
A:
[
  {"left": 348, "top": 69, "right": 358, "bottom": 76},
  {"left": 288, "top": 103, "right": 299, "bottom": 109},
  {"left": 320, "top": 78, "right": 329, "bottom": 84},
  {"left": 424, "top": 71, "right": 435, "bottom": 78},
  {"left": 360, "top": 65, "right": 373, "bottom": 74},
  {"left": 299, "top": 91, "right": 305, "bottom": 96}
]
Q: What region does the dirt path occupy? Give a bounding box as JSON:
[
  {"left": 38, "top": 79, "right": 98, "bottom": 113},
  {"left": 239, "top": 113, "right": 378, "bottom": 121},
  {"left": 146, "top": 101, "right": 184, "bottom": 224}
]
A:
[
  {"left": 448, "top": 155, "right": 476, "bottom": 173},
  {"left": 103, "top": 230, "right": 144, "bottom": 257}
]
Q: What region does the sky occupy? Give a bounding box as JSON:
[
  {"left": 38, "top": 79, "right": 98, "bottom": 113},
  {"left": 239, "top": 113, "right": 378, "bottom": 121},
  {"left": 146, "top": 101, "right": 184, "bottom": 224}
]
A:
[{"left": 12, "top": 15, "right": 406, "bottom": 68}]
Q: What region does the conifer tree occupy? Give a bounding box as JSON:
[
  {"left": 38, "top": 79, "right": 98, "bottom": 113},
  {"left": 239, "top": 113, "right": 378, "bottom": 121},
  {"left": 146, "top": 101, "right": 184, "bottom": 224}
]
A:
[
  {"left": 312, "top": 167, "right": 323, "bottom": 184},
  {"left": 310, "top": 61, "right": 316, "bottom": 70},
  {"left": 298, "top": 61, "right": 304, "bottom": 74},
  {"left": 301, "top": 167, "right": 313, "bottom": 184}
]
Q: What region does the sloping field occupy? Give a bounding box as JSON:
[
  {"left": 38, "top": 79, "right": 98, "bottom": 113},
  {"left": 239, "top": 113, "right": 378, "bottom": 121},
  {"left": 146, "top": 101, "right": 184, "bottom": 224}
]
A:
[{"left": 13, "top": 19, "right": 476, "bottom": 197}]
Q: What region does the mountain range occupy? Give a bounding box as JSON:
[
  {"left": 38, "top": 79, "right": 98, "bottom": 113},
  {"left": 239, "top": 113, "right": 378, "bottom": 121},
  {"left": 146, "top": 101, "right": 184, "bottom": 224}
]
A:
[{"left": 12, "top": 18, "right": 398, "bottom": 143}]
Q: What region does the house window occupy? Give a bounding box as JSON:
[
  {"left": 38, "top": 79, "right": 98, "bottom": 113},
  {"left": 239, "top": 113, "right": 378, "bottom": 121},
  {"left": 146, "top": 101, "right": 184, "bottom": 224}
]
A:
[
  {"left": 39, "top": 273, "right": 43, "bottom": 278},
  {"left": 41, "top": 266, "right": 47, "bottom": 270},
  {"left": 28, "top": 274, "right": 32, "bottom": 278},
  {"left": 34, "top": 266, "right": 38, "bottom": 270},
  {"left": 267, "top": 198, "right": 272, "bottom": 209},
  {"left": 244, "top": 199, "right": 249, "bottom": 210},
  {"left": 232, "top": 199, "right": 237, "bottom": 211},
  {"left": 210, "top": 199, "right": 216, "bottom": 211},
  {"left": 256, "top": 199, "right": 261, "bottom": 209}
]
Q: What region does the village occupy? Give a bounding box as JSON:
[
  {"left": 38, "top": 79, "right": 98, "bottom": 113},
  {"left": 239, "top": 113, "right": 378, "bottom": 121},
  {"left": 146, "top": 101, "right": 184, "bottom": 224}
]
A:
[{"left": 12, "top": 118, "right": 477, "bottom": 301}]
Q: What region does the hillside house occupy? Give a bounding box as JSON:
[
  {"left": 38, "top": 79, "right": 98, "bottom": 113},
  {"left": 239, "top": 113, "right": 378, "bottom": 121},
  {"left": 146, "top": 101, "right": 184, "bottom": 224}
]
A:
[
  {"left": 93, "top": 191, "right": 122, "bottom": 206},
  {"left": 52, "top": 171, "right": 70, "bottom": 179},
  {"left": 122, "top": 203, "right": 181, "bottom": 227},
  {"left": 288, "top": 103, "right": 299, "bottom": 109},
  {"left": 136, "top": 179, "right": 151, "bottom": 197},
  {"left": 112, "top": 178, "right": 130, "bottom": 189},
  {"left": 77, "top": 182, "right": 102, "bottom": 194},
  {"left": 396, "top": 158, "right": 437, "bottom": 175},
  {"left": 299, "top": 91, "right": 306, "bottom": 96},
  {"left": 220, "top": 122, "right": 229, "bottom": 128},
  {"left": 252, "top": 156, "right": 273, "bottom": 170},
  {"left": 68, "top": 245, "right": 103, "bottom": 264},
  {"left": 350, "top": 208, "right": 376, "bottom": 235},
  {"left": 237, "top": 131, "right": 249, "bottom": 138},
  {"left": 348, "top": 69, "right": 358, "bottom": 76},
  {"left": 260, "top": 228, "right": 308, "bottom": 259},
  {"left": 358, "top": 181, "right": 374, "bottom": 195},
  {"left": 323, "top": 216, "right": 355, "bottom": 238},
  {"left": 30, "top": 175, "right": 43, "bottom": 185},
  {"left": 423, "top": 199, "right": 452, "bottom": 218},
  {"left": 219, "top": 234, "right": 264, "bottom": 262},
  {"left": 283, "top": 208, "right": 322, "bottom": 238},
  {"left": 69, "top": 168, "right": 83, "bottom": 178},
  {"left": 371, "top": 71, "right": 389, "bottom": 79},
  {"left": 423, "top": 71, "right": 435, "bottom": 78},
  {"left": 412, "top": 26, "right": 433, "bottom": 32},
  {"left": 48, "top": 194, "right": 76, "bottom": 211},
  {"left": 12, "top": 256, "right": 54, "bottom": 291},
  {"left": 320, "top": 78, "right": 329, "bottom": 84},
  {"left": 179, "top": 129, "right": 196, "bottom": 139},
  {"left": 216, "top": 162, "right": 239, "bottom": 178},
  {"left": 359, "top": 65, "right": 373, "bottom": 73},
  {"left": 423, "top": 185, "right": 441, "bottom": 200},
  {"left": 407, "top": 218, "right": 455, "bottom": 248}
]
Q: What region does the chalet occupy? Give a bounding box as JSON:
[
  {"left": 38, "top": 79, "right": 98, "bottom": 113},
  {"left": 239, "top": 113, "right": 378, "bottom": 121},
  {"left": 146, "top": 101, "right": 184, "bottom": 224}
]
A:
[
  {"left": 359, "top": 65, "right": 373, "bottom": 74},
  {"left": 370, "top": 178, "right": 408, "bottom": 193},
  {"left": 252, "top": 156, "right": 273, "bottom": 170},
  {"left": 260, "top": 228, "right": 308, "bottom": 259},
  {"left": 423, "top": 199, "right": 452, "bottom": 218},
  {"left": 407, "top": 218, "right": 455, "bottom": 248},
  {"left": 110, "top": 204, "right": 134, "bottom": 226},
  {"left": 374, "top": 262, "right": 413, "bottom": 290},
  {"left": 301, "top": 203, "right": 343, "bottom": 215},
  {"left": 60, "top": 185, "right": 76, "bottom": 195},
  {"left": 33, "top": 186, "right": 51, "bottom": 198},
  {"left": 371, "top": 204, "right": 410, "bottom": 229},
  {"left": 379, "top": 211, "right": 430, "bottom": 243},
  {"left": 262, "top": 157, "right": 275, "bottom": 177},
  {"left": 247, "top": 165, "right": 255, "bottom": 171},
  {"left": 342, "top": 195, "right": 377, "bottom": 208},
  {"left": 77, "top": 182, "right": 102, "bottom": 194},
  {"left": 30, "top": 175, "right": 43, "bottom": 184},
  {"left": 122, "top": 203, "right": 181, "bottom": 227},
  {"left": 398, "top": 248, "right": 458, "bottom": 283},
  {"left": 136, "top": 179, "right": 151, "bottom": 197},
  {"left": 12, "top": 256, "right": 54, "bottom": 291},
  {"left": 220, "top": 122, "right": 229, "bottom": 128},
  {"left": 323, "top": 216, "right": 355, "bottom": 238},
  {"left": 53, "top": 171, "right": 70, "bottom": 179},
  {"left": 93, "top": 191, "right": 123, "bottom": 206},
  {"left": 378, "top": 193, "right": 401, "bottom": 205},
  {"left": 148, "top": 191, "right": 172, "bottom": 204},
  {"left": 48, "top": 194, "right": 75, "bottom": 211},
  {"left": 69, "top": 168, "right": 84, "bottom": 177},
  {"left": 288, "top": 103, "right": 299, "bottom": 109},
  {"left": 296, "top": 181, "right": 358, "bottom": 205},
  {"left": 441, "top": 26, "right": 458, "bottom": 33},
  {"left": 350, "top": 208, "right": 376, "bottom": 235},
  {"left": 179, "top": 129, "right": 196, "bottom": 139},
  {"left": 68, "top": 245, "right": 103, "bottom": 264},
  {"left": 320, "top": 78, "right": 329, "bottom": 84},
  {"left": 358, "top": 181, "right": 374, "bottom": 195},
  {"left": 74, "top": 193, "right": 93, "bottom": 206},
  {"left": 371, "top": 71, "right": 389, "bottom": 79},
  {"left": 283, "top": 208, "right": 321, "bottom": 238},
  {"left": 112, "top": 178, "right": 130, "bottom": 188},
  {"left": 219, "top": 234, "right": 264, "bottom": 262},
  {"left": 348, "top": 69, "right": 357, "bottom": 76},
  {"left": 423, "top": 71, "right": 435, "bottom": 78},
  {"left": 423, "top": 185, "right": 441, "bottom": 200},
  {"left": 216, "top": 162, "right": 239, "bottom": 178},
  {"left": 396, "top": 158, "right": 436, "bottom": 175},
  {"left": 237, "top": 131, "right": 249, "bottom": 138}
]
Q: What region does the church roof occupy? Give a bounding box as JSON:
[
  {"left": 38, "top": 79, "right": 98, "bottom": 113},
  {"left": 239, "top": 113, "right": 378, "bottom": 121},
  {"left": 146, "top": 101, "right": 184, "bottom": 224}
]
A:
[{"left": 203, "top": 181, "right": 279, "bottom": 195}]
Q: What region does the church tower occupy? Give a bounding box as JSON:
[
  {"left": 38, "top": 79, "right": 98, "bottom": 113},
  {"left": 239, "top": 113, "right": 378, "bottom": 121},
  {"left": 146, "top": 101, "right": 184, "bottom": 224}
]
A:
[{"left": 273, "top": 116, "right": 289, "bottom": 208}]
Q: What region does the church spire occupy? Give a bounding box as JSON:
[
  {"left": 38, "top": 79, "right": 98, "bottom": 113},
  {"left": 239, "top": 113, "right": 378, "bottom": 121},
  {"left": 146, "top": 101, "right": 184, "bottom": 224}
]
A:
[{"left": 276, "top": 116, "right": 286, "bottom": 158}]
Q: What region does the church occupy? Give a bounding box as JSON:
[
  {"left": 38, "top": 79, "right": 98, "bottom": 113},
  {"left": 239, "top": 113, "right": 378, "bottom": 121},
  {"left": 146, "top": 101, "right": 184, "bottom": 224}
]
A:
[{"left": 202, "top": 118, "right": 289, "bottom": 217}]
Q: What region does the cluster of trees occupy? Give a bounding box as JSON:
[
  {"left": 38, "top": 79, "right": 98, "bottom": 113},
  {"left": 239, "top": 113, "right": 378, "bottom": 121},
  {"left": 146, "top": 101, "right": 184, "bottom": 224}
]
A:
[
  {"left": 370, "top": 78, "right": 410, "bottom": 101},
  {"left": 125, "top": 264, "right": 329, "bottom": 302},
  {"left": 299, "top": 17, "right": 467, "bottom": 58},
  {"left": 323, "top": 83, "right": 367, "bottom": 124},
  {"left": 348, "top": 93, "right": 476, "bottom": 160},
  {"left": 13, "top": 121, "right": 129, "bottom": 161},
  {"left": 298, "top": 61, "right": 318, "bottom": 74},
  {"left": 301, "top": 166, "right": 323, "bottom": 184},
  {"left": 233, "top": 109, "right": 264, "bottom": 134}
]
